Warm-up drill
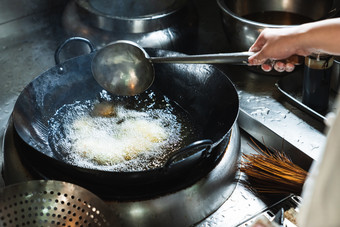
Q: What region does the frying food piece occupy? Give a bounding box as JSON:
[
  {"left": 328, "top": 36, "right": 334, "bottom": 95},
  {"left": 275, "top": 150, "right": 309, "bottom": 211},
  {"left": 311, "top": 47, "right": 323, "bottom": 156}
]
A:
[
  {"left": 121, "top": 119, "right": 168, "bottom": 160},
  {"left": 91, "top": 101, "right": 116, "bottom": 117},
  {"left": 71, "top": 115, "right": 168, "bottom": 165}
]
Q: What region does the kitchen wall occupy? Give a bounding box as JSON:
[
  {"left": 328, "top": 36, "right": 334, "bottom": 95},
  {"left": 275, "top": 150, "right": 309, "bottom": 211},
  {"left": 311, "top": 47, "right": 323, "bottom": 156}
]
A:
[{"left": 0, "top": 0, "right": 69, "bottom": 40}]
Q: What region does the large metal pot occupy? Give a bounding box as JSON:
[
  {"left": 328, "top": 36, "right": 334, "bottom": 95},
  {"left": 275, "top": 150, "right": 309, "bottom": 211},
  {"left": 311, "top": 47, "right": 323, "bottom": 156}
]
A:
[
  {"left": 217, "top": 0, "right": 340, "bottom": 51},
  {"left": 12, "top": 38, "right": 240, "bottom": 199},
  {"left": 62, "top": 0, "right": 198, "bottom": 53}
]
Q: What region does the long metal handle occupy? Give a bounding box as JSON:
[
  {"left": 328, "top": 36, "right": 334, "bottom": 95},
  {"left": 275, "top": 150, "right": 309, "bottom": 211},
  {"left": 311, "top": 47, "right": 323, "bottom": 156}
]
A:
[{"left": 150, "top": 51, "right": 254, "bottom": 64}]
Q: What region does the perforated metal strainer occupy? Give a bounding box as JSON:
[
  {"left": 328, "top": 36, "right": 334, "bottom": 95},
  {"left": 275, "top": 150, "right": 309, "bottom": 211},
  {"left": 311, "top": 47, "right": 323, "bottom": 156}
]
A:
[{"left": 0, "top": 180, "right": 120, "bottom": 227}]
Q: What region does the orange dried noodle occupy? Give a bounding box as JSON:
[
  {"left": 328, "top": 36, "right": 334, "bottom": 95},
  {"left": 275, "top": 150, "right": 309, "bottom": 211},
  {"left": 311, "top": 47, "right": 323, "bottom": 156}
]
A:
[{"left": 239, "top": 138, "right": 308, "bottom": 195}]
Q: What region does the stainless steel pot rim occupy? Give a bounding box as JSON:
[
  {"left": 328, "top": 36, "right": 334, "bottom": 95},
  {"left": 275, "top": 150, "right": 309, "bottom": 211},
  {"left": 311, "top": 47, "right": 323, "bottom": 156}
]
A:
[
  {"left": 76, "top": 0, "right": 189, "bottom": 33},
  {"left": 76, "top": 0, "right": 187, "bottom": 20},
  {"left": 216, "top": 0, "right": 298, "bottom": 28}
]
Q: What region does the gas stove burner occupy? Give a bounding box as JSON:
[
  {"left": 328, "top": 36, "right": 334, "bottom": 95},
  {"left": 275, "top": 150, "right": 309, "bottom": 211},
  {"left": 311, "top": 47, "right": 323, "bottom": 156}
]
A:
[{"left": 2, "top": 116, "right": 240, "bottom": 226}]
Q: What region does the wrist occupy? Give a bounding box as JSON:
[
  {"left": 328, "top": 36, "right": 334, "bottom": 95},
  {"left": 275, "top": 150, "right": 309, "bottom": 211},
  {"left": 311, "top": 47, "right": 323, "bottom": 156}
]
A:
[{"left": 292, "top": 24, "right": 313, "bottom": 56}]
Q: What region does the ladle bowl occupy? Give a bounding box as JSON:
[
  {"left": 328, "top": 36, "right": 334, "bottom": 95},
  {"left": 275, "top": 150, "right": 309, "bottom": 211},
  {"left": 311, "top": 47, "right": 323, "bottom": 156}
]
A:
[
  {"left": 92, "top": 40, "right": 253, "bottom": 96},
  {"left": 91, "top": 40, "right": 154, "bottom": 96}
]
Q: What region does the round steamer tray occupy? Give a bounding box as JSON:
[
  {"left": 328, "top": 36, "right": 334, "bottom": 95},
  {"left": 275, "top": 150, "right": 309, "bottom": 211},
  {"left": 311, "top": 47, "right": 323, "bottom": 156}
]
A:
[{"left": 0, "top": 180, "right": 120, "bottom": 227}]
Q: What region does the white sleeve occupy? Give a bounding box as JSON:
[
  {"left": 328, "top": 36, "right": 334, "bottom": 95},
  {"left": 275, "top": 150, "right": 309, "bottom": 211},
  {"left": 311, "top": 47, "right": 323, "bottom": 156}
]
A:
[{"left": 298, "top": 97, "right": 340, "bottom": 227}]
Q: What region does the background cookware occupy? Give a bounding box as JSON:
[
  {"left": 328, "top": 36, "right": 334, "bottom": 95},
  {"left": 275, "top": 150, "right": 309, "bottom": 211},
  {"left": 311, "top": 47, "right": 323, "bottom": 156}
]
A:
[
  {"left": 62, "top": 0, "right": 198, "bottom": 53},
  {"left": 217, "top": 0, "right": 340, "bottom": 52}
]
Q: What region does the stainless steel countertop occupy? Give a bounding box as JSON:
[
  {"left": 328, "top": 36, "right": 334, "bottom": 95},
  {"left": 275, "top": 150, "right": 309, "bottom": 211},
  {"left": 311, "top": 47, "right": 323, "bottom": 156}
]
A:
[{"left": 0, "top": 0, "right": 326, "bottom": 225}]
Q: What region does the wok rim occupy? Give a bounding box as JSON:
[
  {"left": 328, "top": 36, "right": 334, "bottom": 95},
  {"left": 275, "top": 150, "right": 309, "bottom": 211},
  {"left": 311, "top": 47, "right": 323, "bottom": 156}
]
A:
[{"left": 12, "top": 48, "right": 239, "bottom": 176}]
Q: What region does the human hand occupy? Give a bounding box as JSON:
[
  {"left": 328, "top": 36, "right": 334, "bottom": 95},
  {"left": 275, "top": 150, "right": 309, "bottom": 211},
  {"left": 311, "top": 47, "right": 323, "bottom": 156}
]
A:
[
  {"left": 248, "top": 27, "right": 307, "bottom": 72},
  {"left": 259, "top": 55, "right": 303, "bottom": 73}
]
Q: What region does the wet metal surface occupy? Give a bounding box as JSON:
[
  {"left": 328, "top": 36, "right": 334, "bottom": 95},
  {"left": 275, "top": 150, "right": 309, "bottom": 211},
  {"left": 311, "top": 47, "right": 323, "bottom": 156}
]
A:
[{"left": 220, "top": 65, "right": 322, "bottom": 167}]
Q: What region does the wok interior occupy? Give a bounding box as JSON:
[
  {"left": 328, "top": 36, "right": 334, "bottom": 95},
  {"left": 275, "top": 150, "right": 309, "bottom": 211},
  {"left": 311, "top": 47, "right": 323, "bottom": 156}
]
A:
[{"left": 13, "top": 49, "right": 239, "bottom": 171}]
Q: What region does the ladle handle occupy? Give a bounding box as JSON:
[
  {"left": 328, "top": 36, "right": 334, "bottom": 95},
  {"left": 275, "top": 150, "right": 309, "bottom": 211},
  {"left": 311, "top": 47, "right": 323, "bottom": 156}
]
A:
[{"left": 150, "top": 51, "right": 254, "bottom": 64}]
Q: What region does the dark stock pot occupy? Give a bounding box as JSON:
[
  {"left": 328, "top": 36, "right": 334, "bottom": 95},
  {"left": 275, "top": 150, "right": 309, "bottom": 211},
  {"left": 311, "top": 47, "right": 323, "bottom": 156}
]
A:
[{"left": 12, "top": 37, "right": 240, "bottom": 199}]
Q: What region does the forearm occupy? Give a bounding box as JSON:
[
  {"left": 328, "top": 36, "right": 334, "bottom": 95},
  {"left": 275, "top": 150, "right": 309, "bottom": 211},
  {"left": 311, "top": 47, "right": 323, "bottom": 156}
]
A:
[{"left": 298, "top": 18, "right": 340, "bottom": 56}]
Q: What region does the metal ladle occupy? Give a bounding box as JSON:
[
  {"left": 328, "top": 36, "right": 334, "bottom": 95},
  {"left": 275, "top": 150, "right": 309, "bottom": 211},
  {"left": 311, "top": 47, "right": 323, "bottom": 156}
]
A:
[{"left": 92, "top": 40, "right": 253, "bottom": 96}]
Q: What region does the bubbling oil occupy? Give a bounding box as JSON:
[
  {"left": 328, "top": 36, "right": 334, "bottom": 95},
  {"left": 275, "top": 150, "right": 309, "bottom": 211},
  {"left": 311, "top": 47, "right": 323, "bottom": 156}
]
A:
[{"left": 48, "top": 89, "right": 202, "bottom": 172}]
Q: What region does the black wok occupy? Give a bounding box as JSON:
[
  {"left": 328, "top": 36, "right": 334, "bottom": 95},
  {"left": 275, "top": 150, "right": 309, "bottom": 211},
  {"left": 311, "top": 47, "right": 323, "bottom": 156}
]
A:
[{"left": 12, "top": 37, "right": 239, "bottom": 199}]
